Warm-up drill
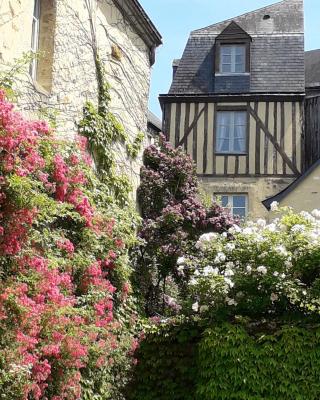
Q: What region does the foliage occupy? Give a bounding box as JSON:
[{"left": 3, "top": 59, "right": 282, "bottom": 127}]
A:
[
  {"left": 127, "top": 318, "right": 201, "bottom": 400},
  {"left": 0, "top": 90, "right": 139, "bottom": 399},
  {"left": 135, "top": 135, "right": 235, "bottom": 316},
  {"left": 197, "top": 322, "right": 320, "bottom": 399},
  {"left": 0, "top": 52, "right": 37, "bottom": 100},
  {"left": 183, "top": 206, "right": 320, "bottom": 320},
  {"left": 78, "top": 59, "right": 143, "bottom": 207},
  {"left": 129, "top": 318, "right": 320, "bottom": 400}
]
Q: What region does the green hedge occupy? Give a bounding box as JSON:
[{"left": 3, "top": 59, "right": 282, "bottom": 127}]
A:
[{"left": 128, "top": 321, "right": 320, "bottom": 400}]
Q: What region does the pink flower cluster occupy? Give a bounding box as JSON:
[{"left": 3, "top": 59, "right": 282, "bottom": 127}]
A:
[{"left": 0, "top": 92, "right": 135, "bottom": 398}]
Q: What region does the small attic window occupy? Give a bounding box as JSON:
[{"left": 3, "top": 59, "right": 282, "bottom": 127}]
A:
[{"left": 263, "top": 14, "right": 271, "bottom": 20}]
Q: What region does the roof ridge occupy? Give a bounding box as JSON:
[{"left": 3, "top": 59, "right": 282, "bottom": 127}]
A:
[{"left": 191, "top": 0, "right": 294, "bottom": 34}]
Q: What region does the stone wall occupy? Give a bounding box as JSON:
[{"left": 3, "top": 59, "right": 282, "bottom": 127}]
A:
[
  {"left": 0, "top": 0, "right": 155, "bottom": 192},
  {"left": 200, "top": 176, "right": 295, "bottom": 220}
]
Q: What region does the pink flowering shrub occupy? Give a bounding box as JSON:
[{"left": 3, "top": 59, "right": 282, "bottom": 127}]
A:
[
  {"left": 136, "top": 135, "right": 235, "bottom": 316},
  {"left": 0, "top": 91, "right": 137, "bottom": 399}
]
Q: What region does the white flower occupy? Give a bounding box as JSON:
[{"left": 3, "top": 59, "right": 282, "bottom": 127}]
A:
[
  {"left": 199, "top": 305, "right": 209, "bottom": 313},
  {"left": 225, "top": 243, "right": 235, "bottom": 251},
  {"left": 226, "top": 297, "right": 237, "bottom": 306},
  {"left": 177, "top": 265, "right": 185, "bottom": 276},
  {"left": 194, "top": 269, "right": 200, "bottom": 276},
  {"left": 243, "top": 227, "right": 254, "bottom": 235},
  {"left": 177, "top": 257, "right": 186, "bottom": 266},
  {"left": 228, "top": 224, "right": 242, "bottom": 234},
  {"left": 270, "top": 293, "right": 279, "bottom": 302},
  {"left": 195, "top": 232, "right": 218, "bottom": 250},
  {"left": 224, "top": 277, "right": 234, "bottom": 288},
  {"left": 273, "top": 271, "right": 279, "bottom": 277},
  {"left": 214, "top": 252, "right": 226, "bottom": 264},
  {"left": 311, "top": 209, "right": 320, "bottom": 219},
  {"left": 275, "top": 245, "right": 288, "bottom": 256},
  {"left": 291, "top": 224, "right": 306, "bottom": 233},
  {"left": 189, "top": 278, "right": 197, "bottom": 286},
  {"left": 284, "top": 260, "right": 292, "bottom": 268},
  {"left": 256, "top": 218, "right": 266, "bottom": 228},
  {"left": 257, "top": 266, "right": 268, "bottom": 275},
  {"left": 246, "top": 265, "right": 252, "bottom": 274},
  {"left": 270, "top": 201, "right": 279, "bottom": 211},
  {"left": 192, "top": 302, "right": 199, "bottom": 312},
  {"left": 300, "top": 211, "right": 315, "bottom": 223},
  {"left": 280, "top": 273, "right": 286, "bottom": 279},
  {"left": 265, "top": 223, "right": 277, "bottom": 232},
  {"left": 203, "top": 265, "right": 214, "bottom": 276},
  {"left": 224, "top": 268, "right": 234, "bottom": 277}
]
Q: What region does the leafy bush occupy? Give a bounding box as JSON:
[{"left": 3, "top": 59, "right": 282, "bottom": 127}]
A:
[
  {"left": 129, "top": 319, "right": 320, "bottom": 400},
  {"left": 182, "top": 207, "right": 320, "bottom": 320},
  {"left": 0, "top": 90, "right": 138, "bottom": 399},
  {"left": 136, "top": 136, "right": 235, "bottom": 315}
]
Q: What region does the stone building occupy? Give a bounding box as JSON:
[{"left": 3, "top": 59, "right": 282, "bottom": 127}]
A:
[
  {"left": 0, "top": 0, "right": 162, "bottom": 189},
  {"left": 160, "top": 0, "right": 320, "bottom": 219}
]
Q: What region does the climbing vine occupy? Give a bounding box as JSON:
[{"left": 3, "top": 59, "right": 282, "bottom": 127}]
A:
[{"left": 78, "top": 55, "right": 144, "bottom": 206}]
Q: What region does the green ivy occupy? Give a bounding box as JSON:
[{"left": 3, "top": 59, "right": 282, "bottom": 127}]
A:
[
  {"left": 78, "top": 56, "right": 143, "bottom": 206},
  {"left": 129, "top": 319, "right": 320, "bottom": 400}
]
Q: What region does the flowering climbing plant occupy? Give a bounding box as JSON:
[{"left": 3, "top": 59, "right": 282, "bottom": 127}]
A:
[
  {"left": 183, "top": 204, "right": 320, "bottom": 320},
  {"left": 0, "top": 90, "right": 138, "bottom": 399}
]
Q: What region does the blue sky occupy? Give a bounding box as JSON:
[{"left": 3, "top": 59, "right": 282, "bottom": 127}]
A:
[{"left": 139, "top": 0, "right": 320, "bottom": 117}]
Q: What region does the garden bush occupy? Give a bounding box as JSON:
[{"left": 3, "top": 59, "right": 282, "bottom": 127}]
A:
[
  {"left": 130, "top": 319, "right": 320, "bottom": 400},
  {"left": 0, "top": 90, "right": 138, "bottom": 399},
  {"left": 136, "top": 136, "right": 235, "bottom": 316}
]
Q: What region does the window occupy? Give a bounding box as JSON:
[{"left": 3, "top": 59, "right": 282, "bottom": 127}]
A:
[
  {"left": 216, "top": 111, "right": 247, "bottom": 154},
  {"left": 220, "top": 45, "right": 246, "bottom": 74},
  {"left": 220, "top": 194, "right": 248, "bottom": 218},
  {"left": 30, "top": 0, "right": 41, "bottom": 80},
  {"left": 29, "top": 0, "right": 56, "bottom": 92}
]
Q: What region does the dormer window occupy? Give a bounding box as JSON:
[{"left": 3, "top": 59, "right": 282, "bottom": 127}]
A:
[
  {"left": 220, "top": 45, "right": 246, "bottom": 74},
  {"left": 215, "top": 21, "right": 252, "bottom": 76}
]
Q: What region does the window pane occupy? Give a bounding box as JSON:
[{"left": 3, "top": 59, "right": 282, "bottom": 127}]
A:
[
  {"left": 233, "top": 196, "right": 246, "bottom": 207},
  {"left": 235, "top": 63, "right": 245, "bottom": 73},
  {"left": 235, "top": 46, "right": 245, "bottom": 56},
  {"left": 221, "top": 196, "right": 229, "bottom": 207},
  {"left": 222, "top": 54, "right": 232, "bottom": 64},
  {"left": 233, "top": 208, "right": 246, "bottom": 218},
  {"left": 234, "top": 112, "right": 246, "bottom": 125},
  {"left": 221, "top": 46, "right": 232, "bottom": 55},
  {"left": 222, "top": 63, "right": 231, "bottom": 73},
  {"left": 234, "top": 138, "right": 245, "bottom": 153}
]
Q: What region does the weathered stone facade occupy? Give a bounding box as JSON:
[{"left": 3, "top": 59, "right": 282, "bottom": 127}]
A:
[{"left": 0, "top": 0, "right": 161, "bottom": 191}]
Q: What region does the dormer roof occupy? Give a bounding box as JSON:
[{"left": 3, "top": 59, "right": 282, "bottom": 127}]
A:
[{"left": 168, "top": 0, "right": 304, "bottom": 95}]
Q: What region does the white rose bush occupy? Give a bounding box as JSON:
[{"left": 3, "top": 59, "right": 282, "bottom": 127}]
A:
[{"left": 182, "top": 207, "right": 320, "bottom": 320}]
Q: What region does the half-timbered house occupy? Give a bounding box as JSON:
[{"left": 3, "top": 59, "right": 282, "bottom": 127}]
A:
[{"left": 160, "top": 0, "right": 305, "bottom": 218}]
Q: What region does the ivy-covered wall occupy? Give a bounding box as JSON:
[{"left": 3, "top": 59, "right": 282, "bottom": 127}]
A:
[{"left": 128, "top": 320, "right": 320, "bottom": 400}]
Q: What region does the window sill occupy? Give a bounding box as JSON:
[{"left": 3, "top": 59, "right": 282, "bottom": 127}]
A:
[
  {"left": 215, "top": 73, "right": 250, "bottom": 76},
  {"left": 31, "top": 78, "right": 51, "bottom": 97},
  {"left": 215, "top": 152, "right": 247, "bottom": 156}
]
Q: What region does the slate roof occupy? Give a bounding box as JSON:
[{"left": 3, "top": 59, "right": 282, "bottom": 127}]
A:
[
  {"left": 147, "top": 110, "right": 162, "bottom": 132},
  {"left": 169, "top": 0, "right": 305, "bottom": 95},
  {"left": 305, "top": 49, "right": 320, "bottom": 88}
]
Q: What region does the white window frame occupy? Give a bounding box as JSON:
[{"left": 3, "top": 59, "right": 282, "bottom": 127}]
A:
[
  {"left": 30, "top": 0, "right": 41, "bottom": 80},
  {"left": 220, "top": 44, "right": 246, "bottom": 74},
  {"left": 216, "top": 110, "right": 247, "bottom": 154},
  {"left": 218, "top": 194, "right": 248, "bottom": 219}
]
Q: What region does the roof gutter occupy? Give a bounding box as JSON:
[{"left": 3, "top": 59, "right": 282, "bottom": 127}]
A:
[{"left": 112, "top": 0, "right": 162, "bottom": 64}]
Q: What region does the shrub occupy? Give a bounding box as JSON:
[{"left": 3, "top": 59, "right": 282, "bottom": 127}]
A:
[
  {"left": 136, "top": 136, "right": 235, "bottom": 316},
  {"left": 0, "top": 90, "right": 138, "bottom": 399},
  {"left": 129, "top": 319, "right": 320, "bottom": 400},
  {"left": 183, "top": 207, "right": 320, "bottom": 320}
]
